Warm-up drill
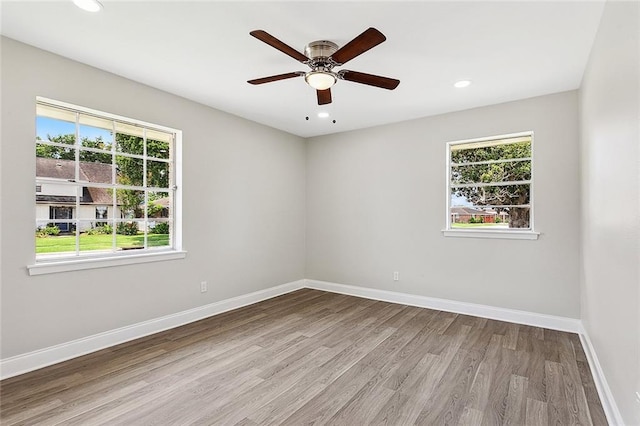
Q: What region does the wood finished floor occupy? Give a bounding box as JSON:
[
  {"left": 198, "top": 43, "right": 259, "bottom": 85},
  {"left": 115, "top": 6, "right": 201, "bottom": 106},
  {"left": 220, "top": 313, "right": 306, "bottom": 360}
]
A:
[{"left": 1, "top": 289, "right": 607, "bottom": 425}]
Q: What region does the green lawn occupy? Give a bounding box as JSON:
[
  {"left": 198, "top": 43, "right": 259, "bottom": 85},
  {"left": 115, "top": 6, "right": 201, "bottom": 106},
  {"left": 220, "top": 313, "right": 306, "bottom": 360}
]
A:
[
  {"left": 36, "top": 233, "right": 170, "bottom": 254},
  {"left": 451, "top": 223, "right": 508, "bottom": 228}
]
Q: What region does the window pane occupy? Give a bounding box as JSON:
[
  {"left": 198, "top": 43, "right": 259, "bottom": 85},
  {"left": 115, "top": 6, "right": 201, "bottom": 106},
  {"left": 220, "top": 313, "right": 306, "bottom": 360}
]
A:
[
  {"left": 450, "top": 206, "right": 530, "bottom": 229},
  {"left": 116, "top": 130, "right": 144, "bottom": 155},
  {"left": 79, "top": 114, "right": 113, "bottom": 151},
  {"left": 116, "top": 221, "right": 144, "bottom": 250},
  {"left": 78, "top": 152, "right": 113, "bottom": 184},
  {"left": 502, "top": 207, "right": 530, "bottom": 228},
  {"left": 147, "top": 137, "right": 171, "bottom": 160},
  {"left": 36, "top": 154, "right": 77, "bottom": 188},
  {"left": 79, "top": 221, "right": 114, "bottom": 254},
  {"left": 450, "top": 206, "right": 507, "bottom": 228},
  {"left": 147, "top": 220, "right": 171, "bottom": 248},
  {"left": 36, "top": 220, "right": 75, "bottom": 256},
  {"left": 36, "top": 143, "right": 75, "bottom": 161},
  {"left": 147, "top": 160, "right": 170, "bottom": 188},
  {"left": 116, "top": 156, "right": 143, "bottom": 186},
  {"left": 36, "top": 105, "right": 76, "bottom": 144},
  {"left": 77, "top": 190, "right": 113, "bottom": 220},
  {"left": 116, "top": 189, "right": 144, "bottom": 218},
  {"left": 451, "top": 160, "right": 531, "bottom": 185},
  {"left": 451, "top": 141, "right": 531, "bottom": 163},
  {"left": 451, "top": 184, "right": 530, "bottom": 206},
  {"left": 148, "top": 191, "right": 170, "bottom": 219}
]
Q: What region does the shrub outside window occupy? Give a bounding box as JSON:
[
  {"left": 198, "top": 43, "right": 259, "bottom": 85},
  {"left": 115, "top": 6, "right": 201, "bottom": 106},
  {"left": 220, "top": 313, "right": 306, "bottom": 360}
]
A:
[
  {"left": 445, "top": 132, "right": 536, "bottom": 238},
  {"left": 34, "top": 98, "right": 182, "bottom": 262}
]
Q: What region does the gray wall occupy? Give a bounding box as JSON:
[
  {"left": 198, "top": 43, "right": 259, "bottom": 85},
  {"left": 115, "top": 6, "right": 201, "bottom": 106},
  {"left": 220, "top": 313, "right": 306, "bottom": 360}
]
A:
[
  {"left": 0, "top": 38, "right": 307, "bottom": 359},
  {"left": 579, "top": 1, "right": 640, "bottom": 424},
  {"left": 306, "top": 91, "right": 581, "bottom": 318}
]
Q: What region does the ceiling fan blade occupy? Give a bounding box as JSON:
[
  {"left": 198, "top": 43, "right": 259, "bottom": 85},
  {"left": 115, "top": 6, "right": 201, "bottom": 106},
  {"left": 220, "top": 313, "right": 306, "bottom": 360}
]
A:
[
  {"left": 317, "top": 89, "right": 332, "bottom": 105},
  {"left": 247, "top": 72, "right": 302, "bottom": 85},
  {"left": 331, "top": 28, "right": 386, "bottom": 65},
  {"left": 250, "top": 30, "right": 309, "bottom": 63},
  {"left": 340, "top": 70, "right": 400, "bottom": 90}
]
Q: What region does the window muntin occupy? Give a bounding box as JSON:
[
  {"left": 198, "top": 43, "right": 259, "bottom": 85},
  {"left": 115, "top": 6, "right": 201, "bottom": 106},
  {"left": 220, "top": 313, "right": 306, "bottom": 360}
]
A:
[
  {"left": 35, "top": 99, "right": 180, "bottom": 260},
  {"left": 447, "top": 132, "right": 534, "bottom": 231}
]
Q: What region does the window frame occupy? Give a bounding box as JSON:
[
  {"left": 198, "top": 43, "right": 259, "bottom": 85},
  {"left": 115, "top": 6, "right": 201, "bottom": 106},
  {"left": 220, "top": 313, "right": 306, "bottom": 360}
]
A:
[
  {"left": 29, "top": 97, "right": 185, "bottom": 275},
  {"left": 442, "top": 131, "right": 539, "bottom": 240}
]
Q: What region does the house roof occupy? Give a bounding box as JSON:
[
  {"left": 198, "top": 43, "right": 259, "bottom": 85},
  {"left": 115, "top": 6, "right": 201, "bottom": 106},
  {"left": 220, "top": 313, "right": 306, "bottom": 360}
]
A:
[
  {"left": 36, "top": 157, "right": 114, "bottom": 205},
  {"left": 450, "top": 206, "right": 497, "bottom": 216},
  {"left": 151, "top": 197, "right": 170, "bottom": 208}
]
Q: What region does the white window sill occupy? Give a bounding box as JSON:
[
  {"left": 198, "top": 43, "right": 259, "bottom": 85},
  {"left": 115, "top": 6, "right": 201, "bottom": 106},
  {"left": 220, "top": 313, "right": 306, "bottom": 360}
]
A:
[
  {"left": 27, "top": 250, "right": 187, "bottom": 276},
  {"left": 442, "top": 229, "right": 539, "bottom": 240}
]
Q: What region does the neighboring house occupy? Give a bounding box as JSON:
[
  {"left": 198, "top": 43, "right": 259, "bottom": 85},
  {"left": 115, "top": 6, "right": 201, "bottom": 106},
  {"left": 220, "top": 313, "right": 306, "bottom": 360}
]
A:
[
  {"left": 450, "top": 206, "right": 507, "bottom": 224},
  {"left": 36, "top": 157, "right": 121, "bottom": 232}
]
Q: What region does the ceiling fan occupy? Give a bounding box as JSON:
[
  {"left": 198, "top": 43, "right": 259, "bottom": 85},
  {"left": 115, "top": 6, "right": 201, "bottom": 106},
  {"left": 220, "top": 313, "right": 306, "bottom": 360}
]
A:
[{"left": 247, "top": 28, "right": 400, "bottom": 105}]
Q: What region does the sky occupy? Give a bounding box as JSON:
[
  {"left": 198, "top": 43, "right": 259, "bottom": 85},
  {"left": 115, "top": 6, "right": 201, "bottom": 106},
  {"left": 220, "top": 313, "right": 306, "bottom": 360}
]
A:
[
  {"left": 37, "top": 117, "right": 112, "bottom": 141},
  {"left": 451, "top": 194, "right": 472, "bottom": 207}
]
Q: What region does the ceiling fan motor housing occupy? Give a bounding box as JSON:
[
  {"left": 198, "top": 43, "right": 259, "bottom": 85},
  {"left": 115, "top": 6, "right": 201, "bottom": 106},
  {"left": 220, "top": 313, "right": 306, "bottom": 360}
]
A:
[{"left": 304, "top": 40, "right": 339, "bottom": 61}]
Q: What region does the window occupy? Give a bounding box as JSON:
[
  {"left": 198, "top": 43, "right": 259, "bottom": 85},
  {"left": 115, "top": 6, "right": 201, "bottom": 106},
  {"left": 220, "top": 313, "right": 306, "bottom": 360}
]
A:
[
  {"left": 95, "top": 206, "right": 108, "bottom": 220},
  {"left": 444, "top": 132, "right": 538, "bottom": 239},
  {"left": 33, "top": 97, "right": 183, "bottom": 270}
]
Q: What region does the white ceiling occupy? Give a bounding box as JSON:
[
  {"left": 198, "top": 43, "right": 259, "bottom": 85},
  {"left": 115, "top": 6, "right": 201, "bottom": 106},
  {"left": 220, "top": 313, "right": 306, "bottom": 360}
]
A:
[{"left": 1, "top": 1, "right": 605, "bottom": 138}]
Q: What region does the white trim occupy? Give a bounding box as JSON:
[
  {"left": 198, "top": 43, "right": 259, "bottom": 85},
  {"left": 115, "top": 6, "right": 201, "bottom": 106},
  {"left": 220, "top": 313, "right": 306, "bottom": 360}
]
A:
[
  {"left": 446, "top": 131, "right": 534, "bottom": 147},
  {"left": 442, "top": 229, "right": 540, "bottom": 240},
  {"left": 304, "top": 279, "right": 581, "bottom": 333},
  {"left": 579, "top": 331, "right": 625, "bottom": 426},
  {"left": 451, "top": 179, "right": 532, "bottom": 189},
  {"left": 451, "top": 156, "right": 532, "bottom": 167},
  {"left": 0, "top": 280, "right": 305, "bottom": 380},
  {"left": 27, "top": 250, "right": 188, "bottom": 275}
]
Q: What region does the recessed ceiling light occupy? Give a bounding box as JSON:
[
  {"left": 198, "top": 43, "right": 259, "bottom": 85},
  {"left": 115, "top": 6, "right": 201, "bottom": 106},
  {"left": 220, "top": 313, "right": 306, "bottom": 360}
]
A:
[
  {"left": 73, "top": 0, "right": 103, "bottom": 12},
  {"left": 317, "top": 112, "right": 330, "bottom": 118},
  {"left": 454, "top": 80, "right": 471, "bottom": 88}
]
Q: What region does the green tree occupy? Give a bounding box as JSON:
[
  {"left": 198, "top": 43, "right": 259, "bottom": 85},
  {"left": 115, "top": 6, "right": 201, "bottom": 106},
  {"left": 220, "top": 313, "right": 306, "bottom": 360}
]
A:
[
  {"left": 451, "top": 142, "right": 531, "bottom": 228},
  {"left": 36, "top": 134, "right": 111, "bottom": 163},
  {"left": 114, "top": 134, "right": 170, "bottom": 218}
]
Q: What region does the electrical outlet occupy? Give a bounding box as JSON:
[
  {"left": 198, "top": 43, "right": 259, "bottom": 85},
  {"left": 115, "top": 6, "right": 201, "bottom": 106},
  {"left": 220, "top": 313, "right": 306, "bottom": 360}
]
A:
[
  {"left": 200, "top": 281, "right": 208, "bottom": 293},
  {"left": 393, "top": 271, "right": 399, "bottom": 281}
]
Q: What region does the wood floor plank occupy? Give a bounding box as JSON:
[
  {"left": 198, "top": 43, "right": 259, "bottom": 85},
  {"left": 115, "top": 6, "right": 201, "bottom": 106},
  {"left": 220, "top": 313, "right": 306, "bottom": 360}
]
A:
[
  {"left": 546, "top": 360, "right": 570, "bottom": 425},
  {"left": 526, "top": 397, "right": 549, "bottom": 426},
  {"left": 466, "top": 334, "right": 504, "bottom": 413},
  {"left": 0, "top": 290, "right": 607, "bottom": 425},
  {"left": 480, "top": 347, "right": 517, "bottom": 426},
  {"left": 503, "top": 374, "right": 529, "bottom": 425},
  {"left": 458, "top": 406, "right": 485, "bottom": 426}
]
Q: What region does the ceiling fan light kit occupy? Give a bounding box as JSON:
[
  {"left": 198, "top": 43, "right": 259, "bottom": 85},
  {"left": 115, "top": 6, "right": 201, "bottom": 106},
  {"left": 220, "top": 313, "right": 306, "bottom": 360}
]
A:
[
  {"left": 248, "top": 27, "right": 400, "bottom": 105},
  {"left": 305, "top": 71, "right": 337, "bottom": 90}
]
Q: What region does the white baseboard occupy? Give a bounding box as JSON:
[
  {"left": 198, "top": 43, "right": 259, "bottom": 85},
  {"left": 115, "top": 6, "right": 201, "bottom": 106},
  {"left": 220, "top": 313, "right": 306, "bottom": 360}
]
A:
[
  {"left": 304, "top": 279, "right": 583, "bottom": 333},
  {"left": 579, "top": 331, "right": 625, "bottom": 426},
  {"left": 0, "top": 279, "right": 305, "bottom": 380}
]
